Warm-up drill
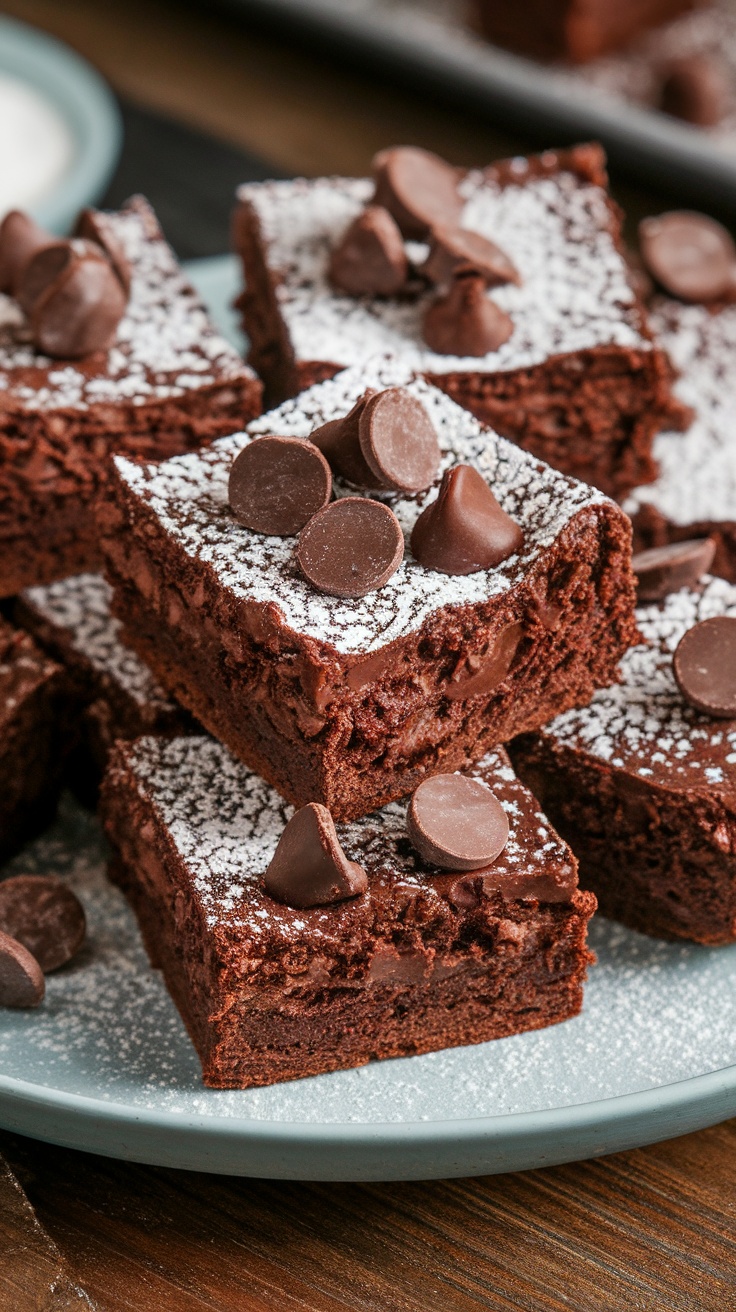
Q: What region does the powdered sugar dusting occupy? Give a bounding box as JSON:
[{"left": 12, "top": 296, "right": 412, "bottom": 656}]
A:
[
  {"left": 544, "top": 576, "right": 736, "bottom": 790},
  {"left": 626, "top": 297, "right": 736, "bottom": 526},
  {"left": 121, "top": 734, "right": 574, "bottom": 937},
  {"left": 21, "top": 573, "right": 176, "bottom": 712},
  {"left": 114, "top": 357, "right": 606, "bottom": 656},
  {"left": 0, "top": 794, "right": 733, "bottom": 1122},
  {"left": 0, "top": 196, "right": 252, "bottom": 412},
  {"left": 239, "top": 166, "right": 646, "bottom": 374}
]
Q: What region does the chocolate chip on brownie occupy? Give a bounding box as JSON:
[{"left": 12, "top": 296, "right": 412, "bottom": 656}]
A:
[
  {"left": 423, "top": 273, "right": 514, "bottom": 356},
  {"left": 639, "top": 212, "right": 736, "bottom": 303},
  {"left": 264, "top": 802, "right": 368, "bottom": 908},
  {"left": 421, "top": 225, "right": 520, "bottom": 288},
  {"left": 411, "top": 464, "right": 524, "bottom": 575},
  {"left": 229, "top": 435, "right": 332, "bottom": 536},
  {"left": 358, "top": 387, "right": 440, "bottom": 493},
  {"left": 329, "top": 205, "right": 408, "bottom": 296},
  {"left": 371, "top": 145, "right": 462, "bottom": 239},
  {"left": 311, "top": 391, "right": 384, "bottom": 489},
  {"left": 19, "top": 238, "right": 128, "bottom": 358},
  {"left": 673, "top": 615, "right": 736, "bottom": 717},
  {"left": 296, "top": 496, "right": 404, "bottom": 597},
  {"left": 632, "top": 538, "right": 716, "bottom": 602},
  {"left": 407, "top": 774, "right": 509, "bottom": 871}
]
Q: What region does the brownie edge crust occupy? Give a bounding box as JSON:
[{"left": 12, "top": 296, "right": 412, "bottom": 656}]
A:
[{"left": 101, "top": 736, "right": 596, "bottom": 1089}]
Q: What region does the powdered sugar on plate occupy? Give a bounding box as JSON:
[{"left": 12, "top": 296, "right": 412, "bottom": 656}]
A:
[
  {"left": 239, "top": 164, "right": 646, "bottom": 374},
  {"left": 114, "top": 356, "right": 607, "bottom": 656}
]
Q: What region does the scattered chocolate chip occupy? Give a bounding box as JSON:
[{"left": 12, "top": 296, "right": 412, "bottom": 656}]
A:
[
  {"left": 20, "top": 238, "right": 127, "bottom": 358},
  {"left": 673, "top": 616, "right": 736, "bottom": 717},
  {"left": 639, "top": 211, "right": 736, "bottom": 303},
  {"left": 659, "top": 55, "right": 729, "bottom": 128},
  {"left": 421, "top": 225, "right": 520, "bottom": 288},
  {"left": 423, "top": 273, "right": 513, "bottom": 356},
  {"left": 407, "top": 774, "right": 509, "bottom": 871},
  {"left": 0, "top": 876, "right": 86, "bottom": 973},
  {"left": 372, "top": 145, "right": 462, "bottom": 239},
  {"left": 296, "top": 496, "right": 404, "bottom": 597},
  {"left": 311, "top": 391, "right": 384, "bottom": 489},
  {"left": 229, "top": 436, "right": 332, "bottom": 536},
  {"left": 76, "top": 207, "right": 132, "bottom": 295},
  {"left": 264, "top": 802, "right": 368, "bottom": 908},
  {"left": 329, "top": 205, "right": 408, "bottom": 296},
  {"left": 411, "top": 464, "right": 524, "bottom": 575},
  {"left": 0, "top": 210, "right": 52, "bottom": 296},
  {"left": 633, "top": 538, "right": 716, "bottom": 603},
  {"left": 0, "top": 930, "right": 45, "bottom": 1008},
  {"left": 358, "top": 387, "right": 440, "bottom": 493}
]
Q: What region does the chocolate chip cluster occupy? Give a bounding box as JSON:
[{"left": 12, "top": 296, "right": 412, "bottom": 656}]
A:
[
  {"left": 228, "top": 386, "right": 524, "bottom": 597},
  {"left": 328, "top": 145, "right": 520, "bottom": 357},
  {"left": 0, "top": 207, "right": 131, "bottom": 359}
]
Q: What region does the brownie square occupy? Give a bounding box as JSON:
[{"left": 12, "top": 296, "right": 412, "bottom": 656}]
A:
[
  {"left": 234, "top": 143, "right": 675, "bottom": 498},
  {"left": 0, "top": 616, "right": 72, "bottom": 861},
  {"left": 627, "top": 296, "right": 736, "bottom": 584},
  {"left": 511, "top": 576, "right": 736, "bottom": 945},
  {"left": 99, "top": 356, "right": 638, "bottom": 822},
  {"left": 471, "top": 0, "right": 701, "bottom": 63},
  {"left": 15, "top": 573, "right": 193, "bottom": 797},
  {"left": 0, "top": 196, "right": 262, "bottom": 597},
  {"left": 101, "top": 734, "right": 596, "bottom": 1089}
]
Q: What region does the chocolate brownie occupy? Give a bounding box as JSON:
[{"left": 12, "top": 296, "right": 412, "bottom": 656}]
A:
[
  {"left": 100, "top": 356, "right": 638, "bottom": 822},
  {"left": 0, "top": 196, "right": 261, "bottom": 597},
  {"left": 234, "top": 143, "right": 676, "bottom": 498},
  {"left": 101, "top": 734, "right": 596, "bottom": 1089},
  {"left": 470, "top": 0, "right": 702, "bottom": 63},
  {"left": 511, "top": 575, "right": 736, "bottom": 945},
  {"left": 15, "top": 573, "right": 192, "bottom": 797},
  {"left": 0, "top": 617, "right": 71, "bottom": 862},
  {"left": 627, "top": 295, "right": 736, "bottom": 584}
]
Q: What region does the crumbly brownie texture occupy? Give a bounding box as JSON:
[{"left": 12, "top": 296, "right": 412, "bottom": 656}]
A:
[
  {"left": 15, "top": 574, "right": 192, "bottom": 792},
  {"left": 101, "top": 357, "right": 638, "bottom": 822},
  {"left": 0, "top": 618, "right": 71, "bottom": 862},
  {"left": 510, "top": 576, "right": 736, "bottom": 945},
  {"left": 101, "top": 734, "right": 596, "bottom": 1089},
  {"left": 0, "top": 196, "right": 262, "bottom": 597},
  {"left": 472, "top": 0, "right": 701, "bottom": 63},
  {"left": 234, "top": 143, "right": 675, "bottom": 498},
  {"left": 626, "top": 296, "right": 736, "bottom": 584}
]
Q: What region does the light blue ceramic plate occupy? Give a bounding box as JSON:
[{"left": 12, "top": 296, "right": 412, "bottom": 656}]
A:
[
  {"left": 0, "top": 258, "right": 733, "bottom": 1182},
  {"left": 0, "top": 16, "right": 121, "bottom": 233}
]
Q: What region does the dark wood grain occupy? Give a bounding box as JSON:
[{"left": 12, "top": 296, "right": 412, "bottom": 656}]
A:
[
  {"left": 0, "top": 1150, "right": 97, "bottom": 1309},
  {"left": 2, "top": 1123, "right": 735, "bottom": 1312}
]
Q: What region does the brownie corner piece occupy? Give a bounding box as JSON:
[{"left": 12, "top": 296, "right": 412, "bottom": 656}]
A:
[
  {"left": 100, "top": 734, "right": 596, "bottom": 1089},
  {"left": 0, "top": 194, "right": 262, "bottom": 598},
  {"left": 233, "top": 145, "right": 675, "bottom": 498},
  {"left": 0, "top": 616, "right": 72, "bottom": 861},
  {"left": 510, "top": 575, "right": 736, "bottom": 945},
  {"left": 100, "top": 358, "right": 638, "bottom": 822}
]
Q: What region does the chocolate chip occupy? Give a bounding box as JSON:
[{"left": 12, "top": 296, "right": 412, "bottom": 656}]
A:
[
  {"left": 264, "top": 802, "right": 368, "bottom": 908},
  {"left": 659, "top": 55, "right": 729, "bottom": 128},
  {"left": 296, "top": 496, "right": 404, "bottom": 597},
  {"left": 633, "top": 538, "right": 716, "bottom": 603},
  {"left": 422, "top": 225, "right": 520, "bottom": 288},
  {"left": 411, "top": 464, "right": 524, "bottom": 575},
  {"left": 639, "top": 212, "right": 736, "bottom": 303},
  {"left": 311, "top": 391, "right": 385, "bottom": 489},
  {"left": 20, "top": 238, "right": 127, "bottom": 358},
  {"left": 407, "top": 774, "right": 509, "bottom": 871},
  {"left": 76, "top": 207, "right": 132, "bottom": 295},
  {"left": 0, "top": 210, "right": 52, "bottom": 296},
  {"left": 0, "top": 875, "right": 86, "bottom": 973},
  {"left": 329, "top": 205, "right": 408, "bottom": 296},
  {"left": 229, "top": 436, "right": 332, "bottom": 536},
  {"left": 0, "top": 930, "right": 45, "bottom": 1008},
  {"left": 444, "top": 621, "right": 523, "bottom": 700},
  {"left": 372, "top": 145, "right": 462, "bottom": 239},
  {"left": 673, "top": 616, "right": 736, "bottom": 717},
  {"left": 358, "top": 388, "right": 440, "bottom": 493},
  {"left": 423, "top": 273, "right": 513, "bottom": 356}
]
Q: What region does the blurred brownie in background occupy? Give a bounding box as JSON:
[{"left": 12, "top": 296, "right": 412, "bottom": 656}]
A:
[{"left": 471, "top": 0, "right": 704, "bottom": 63}]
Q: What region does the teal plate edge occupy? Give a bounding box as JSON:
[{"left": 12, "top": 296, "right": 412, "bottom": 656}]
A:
[
  {"left": 0, "top": 1065, "right": 733, "bottom": 1179},
  {"left": 0, "top": 15, "right": 121, "bottom": 233}
]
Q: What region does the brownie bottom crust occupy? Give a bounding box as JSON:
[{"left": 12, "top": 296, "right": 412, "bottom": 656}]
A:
[
  {"left": 510, "top": 734, "right": 736, "bottom": 946},
  {"left": 279, "top": 343, "right": 672, "bottom": 502},
  {"left": 630, "top": 501, "right": 736, "bottom": 586},
  {"left": 105, "top": 773, "right": 596, "bottom": 1090}
]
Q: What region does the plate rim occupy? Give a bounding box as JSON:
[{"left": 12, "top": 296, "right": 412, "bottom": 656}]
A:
[{"left": 0, "top": 14, "right": 122, "bottom": 233}]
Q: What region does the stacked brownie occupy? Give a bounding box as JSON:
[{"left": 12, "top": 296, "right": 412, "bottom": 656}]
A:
[
  {"left": 235, "top": 143, "right": 676, "bottom": 498},
  {"left": 0, "top": 195, "right": 261, "bottom": 595}
]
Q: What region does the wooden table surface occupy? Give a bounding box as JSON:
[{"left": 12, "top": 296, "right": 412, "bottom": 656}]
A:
[{"left": 0, "top": 2, "right": 734, "bottom": 1308}]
